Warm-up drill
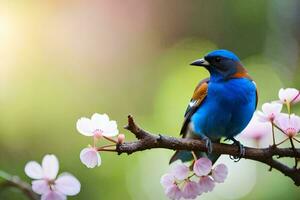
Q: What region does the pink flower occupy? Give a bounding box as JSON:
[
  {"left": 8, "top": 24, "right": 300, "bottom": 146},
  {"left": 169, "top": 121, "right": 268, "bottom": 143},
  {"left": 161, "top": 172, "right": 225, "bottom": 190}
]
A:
[
  {"left": 279, "top": 88, "right": 300, "bottom": 104},
  {"left": 165, "top": 184, "right": 182, "bottom": 200},
  {"left": 182, "top": 181, "right": 201, "bottom": 199},
  {"left": 160, "top": 173, "right": 175, "bottom": 189},
  {"left": 276, "top": 114, "right": 300, "bottom": 138},
  {"left": 256, "top": 102, "right": 282, "bottom": 122},
  {"left": 25, "top": 154, "right": 80, "bottom": 200},
  {"left": 80, "top": 147, "right": 101, "bottom": 168},
  {"left": 211, "top": 164, "right": 228, "bottom": 183},
  {"left": 170, "top": 163, "right": 189, "bottom": 181},
  {"left": 242, "top": 115, "right": 272, "bottom": 141},
  {"left": 76, "top": 113, "right": 119, "bottom": 138},
  {"left": 199, "top": 176, "right": 215, "bottom": 193},
  {"left": 193, "top": 157, "right": 212, "bottom": 176}
]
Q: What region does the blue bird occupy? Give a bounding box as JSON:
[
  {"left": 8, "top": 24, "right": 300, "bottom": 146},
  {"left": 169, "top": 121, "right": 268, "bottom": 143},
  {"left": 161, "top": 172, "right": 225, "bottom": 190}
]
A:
[{"left": 170, "top": 49, "right": 257, "bottom": 164}]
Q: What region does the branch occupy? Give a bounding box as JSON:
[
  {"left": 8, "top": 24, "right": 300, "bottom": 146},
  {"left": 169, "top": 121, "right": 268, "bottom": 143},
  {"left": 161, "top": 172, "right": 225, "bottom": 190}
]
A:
[
  {"left": 0, "top": 170, "right": 38, "bottom": 200},
  {"left": 116, "top": 115, "right": 300, "bottom": 186}
]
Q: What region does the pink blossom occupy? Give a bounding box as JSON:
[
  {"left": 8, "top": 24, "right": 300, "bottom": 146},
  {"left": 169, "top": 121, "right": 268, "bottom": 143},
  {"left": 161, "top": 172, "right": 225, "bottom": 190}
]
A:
[
  {"left": 165, "top": 184, "right": 182, "bottom": 200},
  {"left": 193, "top": 157, "right": 212, "bottom": 176},
  {"left": 76, "top": 113, "right": 119, "bottom": 138},
  {"left": 170, "top": 163, "right": 189, "bottom": 181},
  {"left": 276, "top": 114, "right": 300, "bottom": 138},
  {"left": 80, "top": 147, "right": 101, "bottom": 168},
  {"left": 182, "top": 181, "right": 201, "bottom": 199},
  {"left": 211, "top": 164, "right": 228, "bottom": 183},
  {"left": 160, "top": 173, "right": 175, "bottom": 189},
  {"left": 242, "top": 115, "right": 272, "bottom": 141},
  {"left": 256, "top": 102, "right": 282, "bottom": 122},
  {"left": 25, "top": 154, "right": 80, "bottom": 200},
  {"left": 199, "top": 176, "right": 215, "bottom": 193},
  {"left": 278, "top": 88, "right": 300, "bottom": 104}
]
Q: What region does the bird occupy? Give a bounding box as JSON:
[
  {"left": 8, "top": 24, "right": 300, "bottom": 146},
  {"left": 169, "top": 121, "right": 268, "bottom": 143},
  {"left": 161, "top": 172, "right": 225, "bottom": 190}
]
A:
[{"left": 170, "top": 49, "right": 257, "bottom": 164}]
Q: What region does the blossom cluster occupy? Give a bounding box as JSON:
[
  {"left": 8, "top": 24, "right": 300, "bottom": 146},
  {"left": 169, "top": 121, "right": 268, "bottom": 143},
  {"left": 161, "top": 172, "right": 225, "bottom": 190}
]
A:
[
  {"left": 161, "top": 158, "right": 228, "bottom": 200},
  {"left": 160, "top": 87, "right": 299, "bottom": 200},
  {"left": 76, "top": 113, "right": 124, "bottom": 168},
  {"left": 242, "top": 88, "right": 300, "bottom": 146},
  {"left": 20, "top": 88, "right": 298, "bottom": 200}
]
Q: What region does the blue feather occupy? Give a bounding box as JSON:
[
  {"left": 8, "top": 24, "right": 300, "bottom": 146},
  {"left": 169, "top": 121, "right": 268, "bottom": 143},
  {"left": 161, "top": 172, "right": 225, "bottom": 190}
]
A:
[
  {"left": 191, "top": 78, "right": 256, "bottom": 140},
  {"left": 206, "top": 49, "right": 240, "bottom": 62}
]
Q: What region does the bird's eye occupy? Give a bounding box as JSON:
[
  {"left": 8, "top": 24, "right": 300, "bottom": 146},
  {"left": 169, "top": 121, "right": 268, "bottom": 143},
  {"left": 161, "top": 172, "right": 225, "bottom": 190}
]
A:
[{"left": 215, "top": 57, "right": 221, "bottom": 62}]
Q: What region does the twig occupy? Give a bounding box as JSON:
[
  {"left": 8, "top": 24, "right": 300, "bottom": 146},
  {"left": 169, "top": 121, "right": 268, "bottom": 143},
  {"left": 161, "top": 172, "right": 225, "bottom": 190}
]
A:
[
  {"left": 271, "top": 123, "right": 276, "bottom": 146},
  {"left": 290, "top": 138, "right": 298, "bottom": 168},
  {"left": 0, "top": 170, "right": 38, "bottom": 200},
  {"left": 103, "top": 136, "right": 118, "bottom": 144},
  {"left": 116, "top": 115, "right": 300, "bottom": 186}
]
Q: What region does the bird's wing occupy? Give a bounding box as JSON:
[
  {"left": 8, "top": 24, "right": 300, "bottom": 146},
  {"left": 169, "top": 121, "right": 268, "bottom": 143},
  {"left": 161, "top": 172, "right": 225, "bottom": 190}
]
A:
[
  {"left": 180, "top": 78, "right": 209, "bottom": 137},
  {"left": 169, "top": 78, "right": 209, "bottom": 164}
]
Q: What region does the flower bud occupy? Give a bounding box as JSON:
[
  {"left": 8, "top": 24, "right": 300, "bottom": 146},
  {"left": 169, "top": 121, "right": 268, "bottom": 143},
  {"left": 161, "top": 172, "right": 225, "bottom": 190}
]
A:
[{"left": 117, "top": 134, "right": 125, "bottom": 144}]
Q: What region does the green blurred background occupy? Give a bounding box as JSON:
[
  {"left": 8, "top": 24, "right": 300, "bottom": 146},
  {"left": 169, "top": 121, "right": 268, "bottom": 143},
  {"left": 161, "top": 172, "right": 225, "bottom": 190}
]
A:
[{"left": 0, "top": 0, "right": 300, "bottom": 199}]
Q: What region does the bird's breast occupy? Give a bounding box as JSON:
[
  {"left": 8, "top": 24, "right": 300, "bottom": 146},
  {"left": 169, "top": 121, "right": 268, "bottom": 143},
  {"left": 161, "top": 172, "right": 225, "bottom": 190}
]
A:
[
  {"left": 191, "top": 78, "right": 256, "bottom": 139},
  {"left": 208, "top": 78, "right": 256, "bottom": 105}
]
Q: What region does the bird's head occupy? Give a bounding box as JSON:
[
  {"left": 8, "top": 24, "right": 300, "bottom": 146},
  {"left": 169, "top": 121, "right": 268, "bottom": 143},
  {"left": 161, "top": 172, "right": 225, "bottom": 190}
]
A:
[{"left": 191, "top": 49, "right": 247, "bottom": 81}]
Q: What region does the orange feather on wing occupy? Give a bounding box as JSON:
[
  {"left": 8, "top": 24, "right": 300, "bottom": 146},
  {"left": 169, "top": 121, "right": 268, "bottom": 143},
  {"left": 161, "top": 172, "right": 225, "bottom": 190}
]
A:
[{"left": 180, "top": 78, "right": 209, "bottom": 136}]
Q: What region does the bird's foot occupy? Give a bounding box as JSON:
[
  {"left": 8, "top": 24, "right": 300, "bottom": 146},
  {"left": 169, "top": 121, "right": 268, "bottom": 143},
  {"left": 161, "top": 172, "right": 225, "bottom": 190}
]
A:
[
  {"left": 202, "top": 137, "right": 213, "bottom": 154},
  {"left": 228, "top": 138, "right": 245, "bottom": 162}
]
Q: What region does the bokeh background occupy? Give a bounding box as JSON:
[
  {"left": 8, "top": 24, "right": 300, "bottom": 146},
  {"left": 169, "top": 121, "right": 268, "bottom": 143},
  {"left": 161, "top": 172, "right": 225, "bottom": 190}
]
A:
[{"left": 0, "top": 0, "right": 300, "bottom": 199}]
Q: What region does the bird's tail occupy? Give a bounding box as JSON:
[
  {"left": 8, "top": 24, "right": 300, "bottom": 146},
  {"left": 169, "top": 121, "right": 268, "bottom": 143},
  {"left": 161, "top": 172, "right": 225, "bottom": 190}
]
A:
[{"left": 169, "top": 139, "right": 221, "bottom": 165}]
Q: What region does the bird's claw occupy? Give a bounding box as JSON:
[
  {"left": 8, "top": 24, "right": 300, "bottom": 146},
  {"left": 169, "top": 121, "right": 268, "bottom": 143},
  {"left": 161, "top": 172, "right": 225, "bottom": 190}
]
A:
[
  {"left": 203, "top": 137, "right": 213, "bottom": 154},
  {"left": 229, "top": 138, "right": 245, "bottom": 162}
]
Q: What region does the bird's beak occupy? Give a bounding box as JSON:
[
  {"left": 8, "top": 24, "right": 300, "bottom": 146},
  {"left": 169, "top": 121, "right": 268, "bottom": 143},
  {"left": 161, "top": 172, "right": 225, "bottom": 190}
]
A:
[{"left": 190, "top": 58, "right": 210, "bottom": 67}]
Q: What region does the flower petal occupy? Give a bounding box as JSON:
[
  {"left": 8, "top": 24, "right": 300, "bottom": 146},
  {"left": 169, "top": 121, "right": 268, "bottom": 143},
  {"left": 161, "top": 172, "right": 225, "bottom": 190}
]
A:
[
  {"left": 165, "top": 184, "right": 182, "bottom": 200},
  {"left": 242, "top": 115, "right": 272, "bottom": 141},
  {"left": 55, "top": 173, "right": 81, "bottom": 196},
  {"left": 193, "top": 157, "right": 212, "bottom": 176},
  {"left": 25, "top": 161, "right": 43, "bottom": 179},
  {"left": 41, "top": 191, "right": 66, "bottom": 200},
  {"left": 160, "top": 173, "right": 175, "bottom": 189},
  {"left": 91, "top": 113, "right": 109, "bottom": 124},
  {"left": 101, "top": 120, "right": 119, "bottom": 137},
  {"left": 212, "top": 164, "right": 228, "bottom": 183},
  {"left": 290, "top": 114, "right": 300, "bottom": 132},
  {"left": 262, "top": 102, "right": 282, "bottom": 115},
  {"left": 277, "top": 114, "right": 289, "bottom": 131},
  {"left": 170, "top": 163, "right": 189, "bottom": 180},
  {"left": 32, "top": 180, "right": 50, "bottom": 195},
  {"left": 199, "top": 176, "right": 215, "bottom": 193},
  {"left": 42, "top": 154, "right": 59, "bottom": 180},
  {"left": 80, "top": 147, "right": 101, "bottom": 168},
  {"left": 255, "top": 111, "right": 269, "bottom": 123},
  {"left": 182, "top": 181, "right": 201, "bottom": 199},
  {"left": 76, "top": 117, "right": 94, "bottom": 136},
  {"left": 91, "top": 113, "right": 110, "bottom": 131}
]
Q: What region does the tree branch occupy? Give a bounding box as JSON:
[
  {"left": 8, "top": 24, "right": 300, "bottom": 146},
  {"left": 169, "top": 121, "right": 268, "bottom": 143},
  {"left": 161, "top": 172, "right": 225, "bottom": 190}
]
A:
[
  {"left": 116, "top": 115, "right": 300, "bottom": 186},
  {"left": 0, "top": 170, "right": 38, "bottom": 200}
]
